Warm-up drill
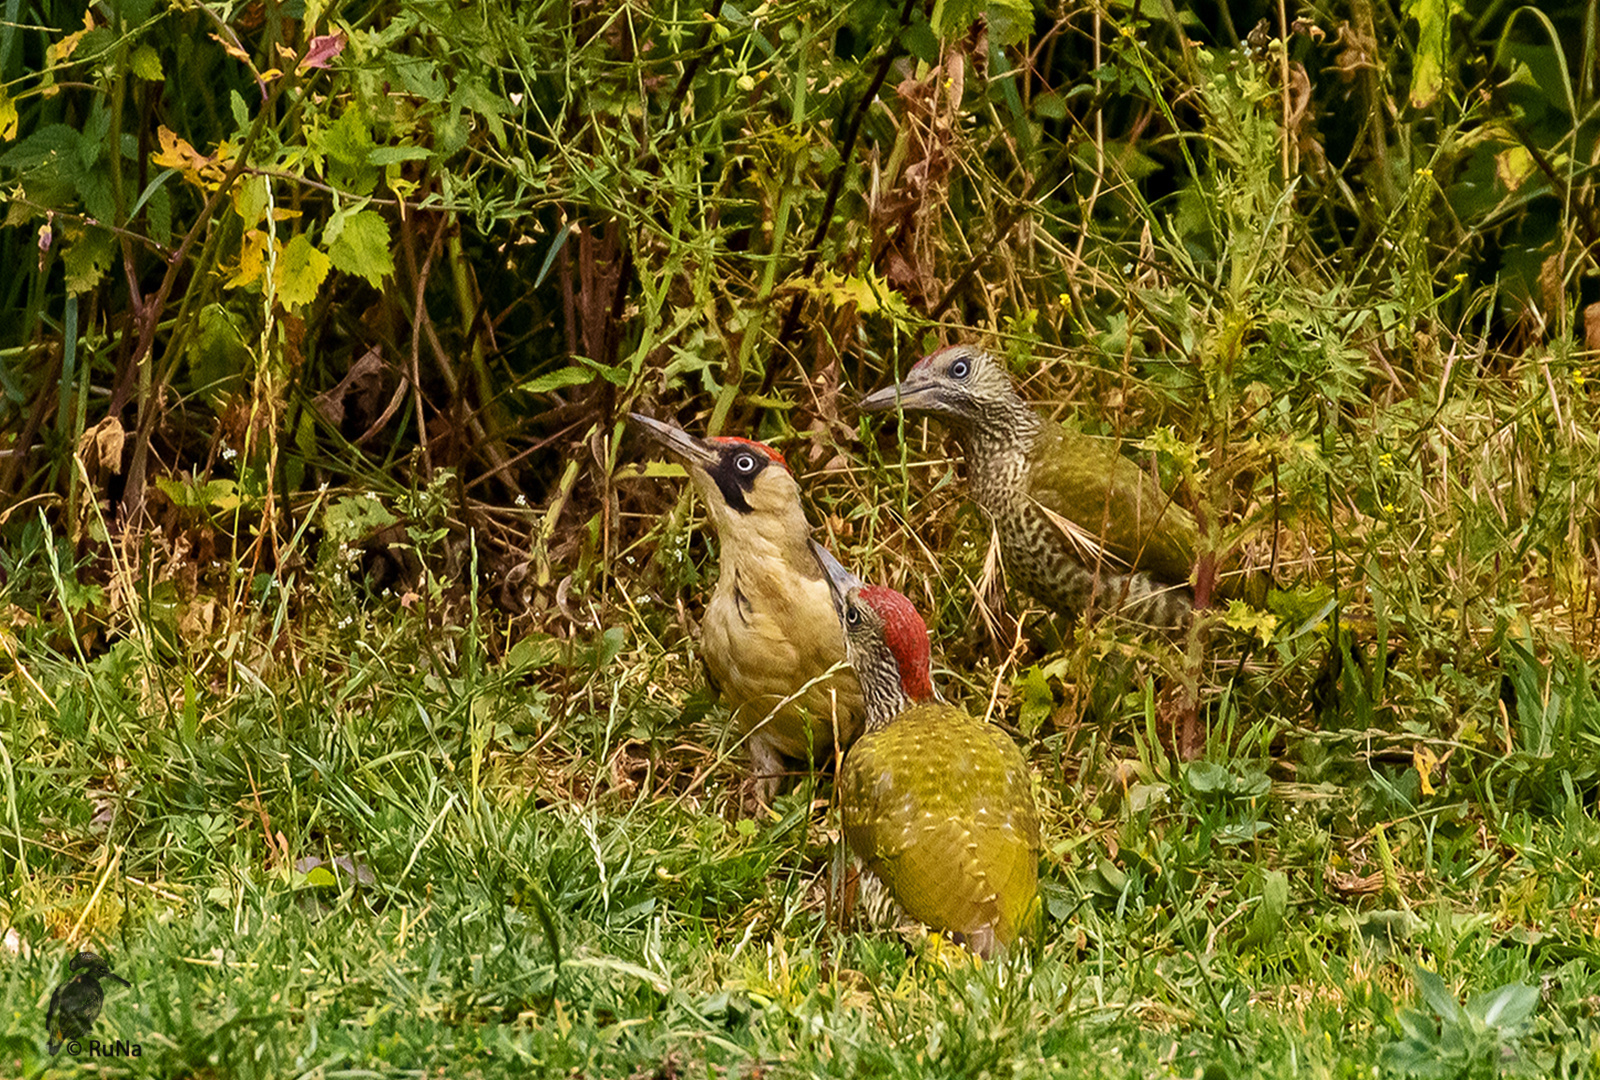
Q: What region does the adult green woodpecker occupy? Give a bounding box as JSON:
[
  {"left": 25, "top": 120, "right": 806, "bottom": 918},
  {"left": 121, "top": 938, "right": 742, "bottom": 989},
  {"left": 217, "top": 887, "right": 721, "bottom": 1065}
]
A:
[
  {"left": 860, "top": 344, "right": 1261, "bottom": 628},
  {"left": 630, "top": 414, "right": 864, "bottom": 799},
  {"left": 815, "top": 542, "right": 1040, "bottom": 957}
]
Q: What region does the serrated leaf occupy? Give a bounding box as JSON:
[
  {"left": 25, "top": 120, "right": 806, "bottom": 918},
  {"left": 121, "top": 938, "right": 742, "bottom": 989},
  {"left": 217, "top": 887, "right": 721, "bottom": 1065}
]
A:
[
  {"left": 0, "top": 123, "right": 80, "bottom": 169},
  {"left": 930, "top": 0, "right": 1031, "bottom": 47},
  {"left": 63, "top": 225, "right": 114, "bottom": 295},
  {"left": 273, "top": 233, "right": 331, "bottom": 311},
  {"left": 145, "top": 184, "right": 172, "bottom": 247},
  {"left": 327, "top": 208, "right": 393, "bottom": 287},
  {"left": 130, "top": 43, "right": 163, "bottom": 80}
]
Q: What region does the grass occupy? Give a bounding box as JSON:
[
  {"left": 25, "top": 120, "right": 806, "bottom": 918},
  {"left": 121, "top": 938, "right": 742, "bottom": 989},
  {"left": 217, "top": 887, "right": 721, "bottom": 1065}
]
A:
[{"left": 3, "top": 475, "right": 1600, "bottom": 1077}]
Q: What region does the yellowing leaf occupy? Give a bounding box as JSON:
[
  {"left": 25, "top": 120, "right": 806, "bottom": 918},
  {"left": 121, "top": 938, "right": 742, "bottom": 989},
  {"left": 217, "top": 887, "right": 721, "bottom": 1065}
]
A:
[
  {"left": 227, "top": 229, "right": 271, "bottom": 290},
  {"left": 152, "top": 126, "right": 230, "bottom": 188},
  {"left": 1414, "top": 745, "right": 1438, "bottom": 797},
  {"left": 273, "top": 233, "right": 331, "bottom": 310},
  {"left": 46, "top": 12, "right": 95, "bottom": 65},
  {"left": 1495, "top": 144, "right": 1535, "bottom": 193},
  {"left": 231, "top": 175, "right": 269, "bottom": 229},
  {"left": 208, "top": 32, "right": 254, "bottom": 67},
  {"left": 63, "top": 224, "right": 114, "bottom": 295},
  {"left": 1403, "top": 0, "right": 1461, "bottom": 108},
  {"left": 0, "top": 87, "right": 17, "bottom": 142}
]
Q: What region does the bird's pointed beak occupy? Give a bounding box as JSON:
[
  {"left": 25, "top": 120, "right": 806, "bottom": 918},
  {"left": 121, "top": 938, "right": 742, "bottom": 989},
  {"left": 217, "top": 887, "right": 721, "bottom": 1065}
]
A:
[
  {"left": 628, "top": 412, "right": 721, "bottom": 470},
  {"left": 107, "top": 973, "right": 132, "bottom": 988},
  {"left": 858, "top": 376, "right": 939, "bottom": 415},
  {"left": 810, "top": 540, "right": 864, "bottom": 618}
]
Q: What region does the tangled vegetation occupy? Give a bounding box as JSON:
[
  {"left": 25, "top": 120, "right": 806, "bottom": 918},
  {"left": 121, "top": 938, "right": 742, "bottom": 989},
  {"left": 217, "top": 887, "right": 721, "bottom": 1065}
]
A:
[{"left": 1, "top": 0, "right": 1598, "bottom": 1075}]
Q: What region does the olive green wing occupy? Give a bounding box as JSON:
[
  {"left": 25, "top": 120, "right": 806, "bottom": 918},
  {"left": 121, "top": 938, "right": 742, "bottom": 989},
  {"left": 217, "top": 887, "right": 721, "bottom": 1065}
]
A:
[{"left": 1027, "top": 425, "right": 1199, "bottom": 589}]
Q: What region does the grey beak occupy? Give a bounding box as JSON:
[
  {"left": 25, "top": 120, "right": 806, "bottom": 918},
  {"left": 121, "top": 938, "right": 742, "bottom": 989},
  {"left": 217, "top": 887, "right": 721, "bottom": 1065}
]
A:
[
  {"left": 628, "top": 412, "right": 721, "bottom": 470},
  {"left": 856, "top": 383, "right": 905, "bottom": 414},
  {"left": 810, "top": 540, "right": 864, "bottom": 618}
]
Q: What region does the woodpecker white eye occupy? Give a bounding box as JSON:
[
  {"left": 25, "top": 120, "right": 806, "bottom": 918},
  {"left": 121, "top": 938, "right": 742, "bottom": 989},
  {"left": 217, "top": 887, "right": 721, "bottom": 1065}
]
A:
[
  {"left": 845, "top": 604, "right": 860, "bottom": 626},
  {"left": 949, "top": 358, "right": 970, "bottom": 379},
  {"left": 734, "top": 453, "right": 758, "bottom": 473}
]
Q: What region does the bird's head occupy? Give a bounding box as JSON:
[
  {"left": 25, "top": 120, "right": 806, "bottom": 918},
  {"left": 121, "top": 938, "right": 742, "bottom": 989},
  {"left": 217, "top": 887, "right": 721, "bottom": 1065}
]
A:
[
  {"left": 811, "top": 541, "right": 934, "bottom": 727},
  {"left": 629, "top": 413, "right": 805, "bottom": 534},
  {"left": 857, "top": 344, "right": 1021, "bottom": 433},
  {"left": 67, "top": 951, "right": 129, "bottom": 986}
]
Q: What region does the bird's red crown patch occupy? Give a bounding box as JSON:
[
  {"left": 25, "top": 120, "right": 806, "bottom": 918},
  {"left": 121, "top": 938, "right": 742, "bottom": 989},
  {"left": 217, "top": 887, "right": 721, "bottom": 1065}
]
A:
[
  {"left": 860, "top": 586, "right": 934, "bottom": 702},
  {"left": 710, "top": 436, "right": 788, "bottom": 471},
  {"left": 910, "top": 344, "right": 964, "bottom": 374}
]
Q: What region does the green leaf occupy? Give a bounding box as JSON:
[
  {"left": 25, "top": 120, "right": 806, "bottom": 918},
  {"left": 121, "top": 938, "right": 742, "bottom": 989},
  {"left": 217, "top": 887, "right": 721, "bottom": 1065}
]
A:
[
  {"left": 63, "top": 225, "right": 114, "bottom": 295},
  {"left": 326, "top": 208, "right": 393, "bottom": 288},
  {"left": 1015, "top": 664, "right": 1052, "bottom": 738},
  {"left": 300, "top": 865, "right": 340, "bottom": 888},
  {"left": 368, "top": 145, "right": 431, "bottom": 165},
  {"left": 1404, "top": 0, "right": 1460, "bottom": 108},
  {"left": 1469, "top": 981, "right": 1539, "bottom": 1030},
  {"left": 521, "top": 366, "right": 596, "bottom": 395},
  {"left": 0, "top": 123, "right": 79, "bottom": 170},
  {"left": 130, "top": 43, "right": 164, "bottom": 81},
  {"left": 930, "top": 0, "right": 1031, "bottom": 47},
  {"left": 146, "top": 184, "right": 172, "bottom": 247},
  {"left": 274, "top": 233, "right": 332, "bottom": 311},
  {"left": 1414, "top": 967, "right": 1464, "bottom": 1024},
  {"left": 1185, "top": 760, "right": 1232, "bottom": 794},
  {"left": 504, "top": 634, "right": 560, "bottom": 675}
]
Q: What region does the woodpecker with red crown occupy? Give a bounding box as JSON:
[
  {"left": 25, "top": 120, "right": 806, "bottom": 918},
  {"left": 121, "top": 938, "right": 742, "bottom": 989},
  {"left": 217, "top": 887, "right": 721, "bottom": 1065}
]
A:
[
  {"left": 815, "top": 543, "right": 1040, "bottom": 957},
  {"left": 631, "top": 414, "right": 864, "bottom": 800},
  {"left": 859, "top": 344, "right": 1265, "bottom": 629}
]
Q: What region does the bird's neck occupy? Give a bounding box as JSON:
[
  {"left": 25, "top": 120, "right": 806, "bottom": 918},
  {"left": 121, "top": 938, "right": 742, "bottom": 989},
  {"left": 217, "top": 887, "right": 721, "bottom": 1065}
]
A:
[
  {"left": 863, "top": 687, "right": 911, "bottom": 732},
  {"left": 710, "top": 506, "right": 821, "bottom": 609},
  {"left": 953, "top": 394, "right": 1042, "bottom": 502}
]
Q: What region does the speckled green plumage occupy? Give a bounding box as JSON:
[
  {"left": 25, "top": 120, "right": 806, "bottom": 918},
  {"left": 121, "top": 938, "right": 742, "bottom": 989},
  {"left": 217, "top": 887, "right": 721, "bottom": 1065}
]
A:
[
  {"left": 840, "top": 702, "right": 1040, "bottom": 954},
  {"left": 1027, "top": 423, "right": 1200, "bottom": 586}
]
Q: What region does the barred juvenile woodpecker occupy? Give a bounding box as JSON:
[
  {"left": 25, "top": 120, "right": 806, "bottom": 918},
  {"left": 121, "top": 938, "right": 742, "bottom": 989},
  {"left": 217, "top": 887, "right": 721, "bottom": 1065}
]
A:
[{"left": 860, "top": 344, "right": 1264, "bottom": 628}]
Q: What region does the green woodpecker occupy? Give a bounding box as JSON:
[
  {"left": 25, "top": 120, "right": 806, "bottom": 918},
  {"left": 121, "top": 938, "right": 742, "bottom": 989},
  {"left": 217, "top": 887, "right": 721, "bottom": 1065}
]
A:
[
  {"left": 815, "top": 543, "right": 1040, "bottom": 957},
  {"left": 860, "top": 344, "right": 1262, "bottom": 628},
  {"left": 630, "top": 414, "right": 864, "bottom": 798}
]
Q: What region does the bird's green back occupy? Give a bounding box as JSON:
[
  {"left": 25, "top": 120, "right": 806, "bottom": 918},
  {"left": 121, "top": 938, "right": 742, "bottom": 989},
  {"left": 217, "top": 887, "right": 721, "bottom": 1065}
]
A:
[
  {"left": 841, "top": 703, "right": 1040, "bottom": 951},
  {"left": 1026, "top": 424, "right": 1200, "bottom": 589}
]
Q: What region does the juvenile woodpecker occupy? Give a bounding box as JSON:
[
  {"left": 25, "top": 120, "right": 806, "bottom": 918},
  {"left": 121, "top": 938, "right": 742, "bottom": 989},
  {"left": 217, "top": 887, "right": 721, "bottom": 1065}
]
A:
[
  {"left": 860, "top": 344, "right": 1262, "bottom": 628},
  {"left": 631, "top": 414, "right": 864, "bottom": 799},
  {"left": 816, "top": 543, "right": 1040, "bottom": 957}
]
